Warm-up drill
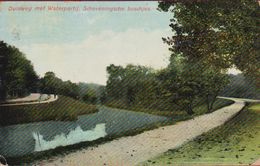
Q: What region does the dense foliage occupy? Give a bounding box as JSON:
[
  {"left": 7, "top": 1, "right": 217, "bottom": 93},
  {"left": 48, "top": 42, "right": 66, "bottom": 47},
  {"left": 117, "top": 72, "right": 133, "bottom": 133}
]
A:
[
  {"left": 157, "top": 58, "right": 229, "bottom": 114},
  {"left": 221, "top": 74, "right": 260, "bottom": 99},
  {"left": 0, "top": 41, "right": 8, "bottom": 100},
  {"left": 105, "top": 61, "right": 229, "bottom": 115},
  {"left": 0, "top": 41, "right": 102, "bottom": 104},
  {"left": 105, "top": 0, "right": 259, "bottom": 115},
  {"left": 158, "top": 0, "right": 259, "bottom": 87},
  {"left": 106, "top": 64, "right": 158, "bottom": 107},
  {"left": 0, "top": 41, "right": 38, "bottom": 99},
  {"left": 39, "top": 71, "right": 80, "bottom": 99},
  {"left": 39, "top": 72, "right": 103, "bottom": 103}
]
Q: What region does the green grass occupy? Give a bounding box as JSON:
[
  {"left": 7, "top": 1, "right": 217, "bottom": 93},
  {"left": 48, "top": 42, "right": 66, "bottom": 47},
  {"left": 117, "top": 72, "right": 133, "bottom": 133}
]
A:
[
  {"left": 105, "top": 98, "right": 234, "bottom": 118},
  {"left": 249, "top": 104, "right": 260, "bottom": 111},
  {"left": 140, "top": 103, "right": 260, "bottom": 166},
  {"left": 0, "top": 95, "right": 98, "bottom": 126}
]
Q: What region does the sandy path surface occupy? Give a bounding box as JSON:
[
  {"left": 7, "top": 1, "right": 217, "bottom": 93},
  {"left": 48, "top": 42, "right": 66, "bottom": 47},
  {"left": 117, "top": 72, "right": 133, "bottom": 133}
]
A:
[
  {"left": 252, "top": 158, "right": 260, "bottom": 166},
  {"left": 218, "top": 96, "right": 260, "bottom": 103},
  {"left": 36, "top": 97, "right": 254, "bottom": 166},
  {"left": 0, "top": 94, "right": 58, "bottom": 106},
  {"left": 4, "top": 93, "right": 41, "bottom": 103}
]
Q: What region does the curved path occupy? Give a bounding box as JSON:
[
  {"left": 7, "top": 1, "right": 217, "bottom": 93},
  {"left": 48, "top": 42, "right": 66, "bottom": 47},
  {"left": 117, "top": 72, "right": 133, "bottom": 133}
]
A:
[
  {"left": 0, "top": 93, "right": 58, "bottom": 106},
  {"left": 37, "top": 97, "right": 259, "bottom": 166},
  {"left": 3, "top": 93, "right": 41, "bottom": 103}
]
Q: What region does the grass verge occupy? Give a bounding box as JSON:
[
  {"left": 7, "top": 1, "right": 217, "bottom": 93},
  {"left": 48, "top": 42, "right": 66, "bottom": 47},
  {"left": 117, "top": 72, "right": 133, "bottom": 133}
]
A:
[
  {"left": 105, "top": 98, "right": 234, "bottom": 118},
  {"left": 140, "top": 103, "right": 260, "bottom": 166},
  {"left": 0, "top": 95, "right": 98, "bottom": 126}
]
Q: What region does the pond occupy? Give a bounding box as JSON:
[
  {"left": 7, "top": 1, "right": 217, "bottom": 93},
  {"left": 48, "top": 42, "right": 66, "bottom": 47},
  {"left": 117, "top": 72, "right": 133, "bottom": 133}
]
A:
[{"left": 0, "top": 107, "right": 169, "bottom": 158}]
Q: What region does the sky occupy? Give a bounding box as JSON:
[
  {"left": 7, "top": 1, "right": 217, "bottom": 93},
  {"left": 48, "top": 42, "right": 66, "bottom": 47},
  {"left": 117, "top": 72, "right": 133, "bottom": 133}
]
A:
[
  {"left": 0, "top": 1, "right": 240, "bottom": 85},
  {"left": 0, "top": 1, "right": 173, "bottom": 85}
]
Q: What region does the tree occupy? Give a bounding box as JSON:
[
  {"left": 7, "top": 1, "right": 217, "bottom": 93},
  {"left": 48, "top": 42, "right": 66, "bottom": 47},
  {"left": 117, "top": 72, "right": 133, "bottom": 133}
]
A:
[
  {"left": 40, "top": 72, "right": 80, "bottom": 99},
  {"left": 40, "top": 72, "right": 58, "bottom": 95},
  {"left": 106, "top": 64, "right": 158, "bottom": 107},
  {"left": 106, "top": 64, "right": 125, "bottom": 100},
  {"left": 158, "top": 0, "right": 259, "bottom": 87},
  {"left": 156, "top": 0, "right": 259, "bottom": 114},
  {"left": 1, "top": 42, "right": 39, "bottom": 98},
  {"left": 99, "top": 86, "right": 107, "bottom": 104},
  {"left": 82, "top": 88, "right": 97, "bottom": 104},
  {"left": 157, "top": 56, "right": 229, "bottom": 114},
  {"left": 199, "top": 67, "right": 230, "bottom": 112},
  {"left": 221, "top": 74, "right": 260, "bottom": 99},
  {"left": 0, "top": 41, "right": 8, "bottom": 100},
  {"left": 163, "top": 60, "right": 202, "bottom": 115}
]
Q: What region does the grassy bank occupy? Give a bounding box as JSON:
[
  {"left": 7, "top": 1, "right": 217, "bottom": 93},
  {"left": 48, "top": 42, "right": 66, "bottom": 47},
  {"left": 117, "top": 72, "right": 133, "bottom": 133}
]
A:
[
  {"left": 5, "top": 98, "right": 234, "bottom": 164},
  {"left": 0, "top": 95, "right": 98, "bottom": 126},
  {"left": 140, "top": 103, "right": 260, "bottom": 166},
  {"left": 105, "top": 98, "right": 234, "bottom": 118}
]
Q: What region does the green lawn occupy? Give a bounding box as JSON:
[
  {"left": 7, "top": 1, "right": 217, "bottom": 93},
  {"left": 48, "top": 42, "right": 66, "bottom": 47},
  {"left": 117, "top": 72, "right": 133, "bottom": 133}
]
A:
[
  {"left": 140, "top": 103, "right": 260, "bottom": 166},
  {"left": 0, "top": 95, "right": 98, "bottom": 126},
  {"left": 106, "top": 98, "right": 234, "bottom": 119},
  {"left": 249, "top": 104, "right": 260, "bottom": 111}
]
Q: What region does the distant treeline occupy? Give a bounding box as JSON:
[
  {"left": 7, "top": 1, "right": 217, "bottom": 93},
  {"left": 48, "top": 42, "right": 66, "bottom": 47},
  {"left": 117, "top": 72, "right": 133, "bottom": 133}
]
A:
[
  {"left": 104, "top": 60, "right": 230, "bottom": 115},
  {"left": 39, "top": 71, "right": 104, "bottom": 104},
  {"left": 221, "top": 74, "right": 260, "bottom": 99},
  {"left": 0, "top": 41, "right": 103, "bottom": 104},
  {"left": 0, "top": 37, "right": 258, "bottom": 115},
  {"left": 103, "top": 63, "right": 259, "bottom": 115}
]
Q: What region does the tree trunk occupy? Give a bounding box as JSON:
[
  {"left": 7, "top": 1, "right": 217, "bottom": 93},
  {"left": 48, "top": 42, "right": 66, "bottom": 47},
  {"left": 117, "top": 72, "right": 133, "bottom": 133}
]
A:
[
  {"left": 206, "top": 94, "right": 211, "bottom": 113},
  {"left": 207, "top": 94, "right": 218, "bottom": 113},
  {"left": 209, "top": 95, "right": 217, "bottom": 111},
  {"left": 186, "top": 103, "right": 194, "bottom": 115}
]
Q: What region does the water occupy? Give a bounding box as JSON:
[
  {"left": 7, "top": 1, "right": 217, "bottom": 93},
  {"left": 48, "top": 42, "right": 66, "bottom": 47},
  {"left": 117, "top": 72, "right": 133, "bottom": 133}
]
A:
[
  {"left": 0, "top": 107, "right": 169, "bottom": 157},
  {"left": 33, "top": 123, "right": 106, "bottom": 152}
]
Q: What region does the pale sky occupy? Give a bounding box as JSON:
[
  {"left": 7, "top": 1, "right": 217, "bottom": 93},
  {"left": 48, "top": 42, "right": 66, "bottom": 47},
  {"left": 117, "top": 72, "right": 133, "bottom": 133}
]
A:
[
  {"left": 0, "top": 1, "right": 172, "bottom": 85},
  {"left": 0, "top": 1, "right": 240, "bottom": 85}
]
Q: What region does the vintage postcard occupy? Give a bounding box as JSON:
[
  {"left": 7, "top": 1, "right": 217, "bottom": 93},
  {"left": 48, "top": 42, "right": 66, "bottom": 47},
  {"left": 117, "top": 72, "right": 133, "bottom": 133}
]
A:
[{"left": 0, "top": 0, "right": 259, "bottom": 165}]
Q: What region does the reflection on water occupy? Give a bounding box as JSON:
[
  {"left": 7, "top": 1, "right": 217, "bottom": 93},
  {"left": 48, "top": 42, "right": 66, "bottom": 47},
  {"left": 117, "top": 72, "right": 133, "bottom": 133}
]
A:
[
  {"left": 33, "top": 123, "right": 106, "bottom": 152},
  {"left": 0, "top": 107, "right": 169, "bottom": 158}
]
